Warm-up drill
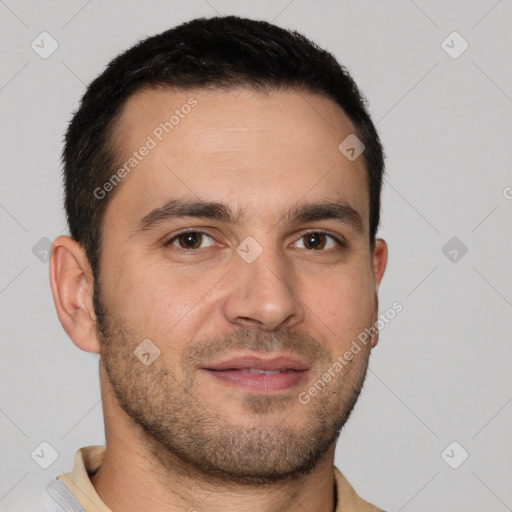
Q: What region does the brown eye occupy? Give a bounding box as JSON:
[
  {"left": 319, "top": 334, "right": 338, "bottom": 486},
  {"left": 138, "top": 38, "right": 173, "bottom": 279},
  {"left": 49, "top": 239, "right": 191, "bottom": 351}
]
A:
[
  {"left": 303, "top": 233, "right": 327, "bottom": 250},
  {"left": 166, "top": 231, "right": 215, "bottom": 250},
  {"left": 295, "top": 232, "right": 341, "bottom": 251}
]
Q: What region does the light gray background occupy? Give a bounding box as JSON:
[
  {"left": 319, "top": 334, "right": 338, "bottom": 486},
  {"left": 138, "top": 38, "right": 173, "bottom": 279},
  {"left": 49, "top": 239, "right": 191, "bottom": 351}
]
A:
[{"left": 1, "top": 1, "right": 511, "bottom": 511}]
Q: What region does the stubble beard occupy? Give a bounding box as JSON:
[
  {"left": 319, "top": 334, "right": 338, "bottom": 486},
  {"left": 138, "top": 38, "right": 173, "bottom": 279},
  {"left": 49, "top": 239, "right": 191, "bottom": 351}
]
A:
[{"left": 94, "top": 288, "right": 370, "bottom": 486}]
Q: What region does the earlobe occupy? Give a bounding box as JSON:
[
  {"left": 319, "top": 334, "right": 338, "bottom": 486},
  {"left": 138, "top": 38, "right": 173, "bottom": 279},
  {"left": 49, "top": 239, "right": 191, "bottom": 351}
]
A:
[
  {"left": 49, "top": 236, "right": 100, "bottom": 353},
  {"left": 370, "top": 320, "right": 379, "bottom": 348}
]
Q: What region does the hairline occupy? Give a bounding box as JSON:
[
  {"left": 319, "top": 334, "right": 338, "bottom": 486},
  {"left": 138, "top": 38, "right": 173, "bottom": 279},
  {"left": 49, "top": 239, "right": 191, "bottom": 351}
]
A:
[{"left": 89, "top": 83, "right": 377, "bottom": 289}]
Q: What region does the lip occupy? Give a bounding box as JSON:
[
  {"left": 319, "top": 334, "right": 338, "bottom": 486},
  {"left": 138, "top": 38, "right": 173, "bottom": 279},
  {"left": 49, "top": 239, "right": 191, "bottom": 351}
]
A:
[
  {"left": 200, "top": 354, "right": 311, "bottom": 393},
  {"left": 202, "top": 354, "right": 311, "bottom": 372}
]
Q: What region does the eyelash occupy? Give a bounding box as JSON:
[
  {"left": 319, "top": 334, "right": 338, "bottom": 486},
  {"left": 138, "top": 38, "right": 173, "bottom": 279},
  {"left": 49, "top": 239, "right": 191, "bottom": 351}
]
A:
[{"left": 164, "top": 229, "right": 347, "bottom": 252}]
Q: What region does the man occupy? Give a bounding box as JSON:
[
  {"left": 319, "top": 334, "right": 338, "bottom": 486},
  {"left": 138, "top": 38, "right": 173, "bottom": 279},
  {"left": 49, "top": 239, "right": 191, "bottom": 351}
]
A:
[{"left": 47, "top": 15, "right": 388, "bottom": 512}]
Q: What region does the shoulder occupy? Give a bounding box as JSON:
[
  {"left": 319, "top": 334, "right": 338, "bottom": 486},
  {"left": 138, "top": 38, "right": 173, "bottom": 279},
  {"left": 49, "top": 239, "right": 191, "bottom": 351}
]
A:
[
  {"left": 39, "top": 478, "right": 85, "bottom": 511},
  {"left": 2, "top": 478, "right": 85, "bottom": 512}
]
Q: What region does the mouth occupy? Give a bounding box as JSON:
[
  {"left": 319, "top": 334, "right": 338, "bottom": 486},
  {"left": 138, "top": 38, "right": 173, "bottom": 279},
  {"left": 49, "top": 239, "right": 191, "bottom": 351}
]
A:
[{"left": 200, "top": 355, "right": 311, "bottom": 392}]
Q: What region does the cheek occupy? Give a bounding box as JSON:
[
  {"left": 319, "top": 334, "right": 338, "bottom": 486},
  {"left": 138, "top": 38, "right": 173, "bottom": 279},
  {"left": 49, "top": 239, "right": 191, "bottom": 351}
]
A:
[
  {"left": 100, "top": 257, "right": 179, "bottom": 335},
  {"left": 105, "top": 256, "right": 226, "bottom": 343},
  {"left": 305, "top": 264, "right": 375, "bottom": 344}
]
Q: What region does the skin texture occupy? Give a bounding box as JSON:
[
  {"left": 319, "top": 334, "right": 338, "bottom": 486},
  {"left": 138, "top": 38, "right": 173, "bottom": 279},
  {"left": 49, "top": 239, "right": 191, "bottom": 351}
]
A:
[{"left": 50, "top": 87, "right": 388, "bottom": 512}]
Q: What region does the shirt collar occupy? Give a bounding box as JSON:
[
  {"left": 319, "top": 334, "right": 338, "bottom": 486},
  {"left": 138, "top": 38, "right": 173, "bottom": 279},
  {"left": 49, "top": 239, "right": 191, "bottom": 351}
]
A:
[{"left": 57, "top": 445, "right": 110, "bottom": 512}]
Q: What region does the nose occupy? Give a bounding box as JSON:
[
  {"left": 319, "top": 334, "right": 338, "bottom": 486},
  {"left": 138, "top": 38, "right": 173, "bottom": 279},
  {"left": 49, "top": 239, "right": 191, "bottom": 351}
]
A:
[{"left": 222, "top": 243, "right": 305, "bottom": 331}]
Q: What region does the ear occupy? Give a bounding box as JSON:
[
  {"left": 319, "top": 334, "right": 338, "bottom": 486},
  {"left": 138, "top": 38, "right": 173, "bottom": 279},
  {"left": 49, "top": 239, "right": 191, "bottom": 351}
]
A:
[
  {"left": 49, "top": 235, "right": 100, "bottom": 353},
  {"left": 370, "top": 238, "right": 388, "bottom": 348},
  {"left": 372, "top": 238, "right": 388, "bottom": 291}
]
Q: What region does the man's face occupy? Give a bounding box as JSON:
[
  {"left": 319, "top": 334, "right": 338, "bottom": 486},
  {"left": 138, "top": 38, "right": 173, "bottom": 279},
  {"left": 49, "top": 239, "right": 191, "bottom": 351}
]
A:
[{"left": 94, "top": 87, "right": 386, "bottom": 483}]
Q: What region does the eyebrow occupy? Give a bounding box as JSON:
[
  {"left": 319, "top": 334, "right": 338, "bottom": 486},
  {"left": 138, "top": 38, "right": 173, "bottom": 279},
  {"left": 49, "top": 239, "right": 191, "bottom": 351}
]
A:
[{"left": 135, "top": 197, "right": 364, "bottom": 234}]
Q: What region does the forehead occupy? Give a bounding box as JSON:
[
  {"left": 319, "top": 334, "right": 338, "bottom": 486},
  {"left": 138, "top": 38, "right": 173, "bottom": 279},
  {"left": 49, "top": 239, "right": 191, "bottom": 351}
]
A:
[{"left": 106, "top": 86, "right": 369, "bottom": 232}]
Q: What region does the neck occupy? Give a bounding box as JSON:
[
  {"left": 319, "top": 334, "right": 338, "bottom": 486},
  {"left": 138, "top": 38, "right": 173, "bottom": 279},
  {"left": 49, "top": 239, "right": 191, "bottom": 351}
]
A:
[{"left": 91, "top": 439, "right": 336, "bottom": 512}]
